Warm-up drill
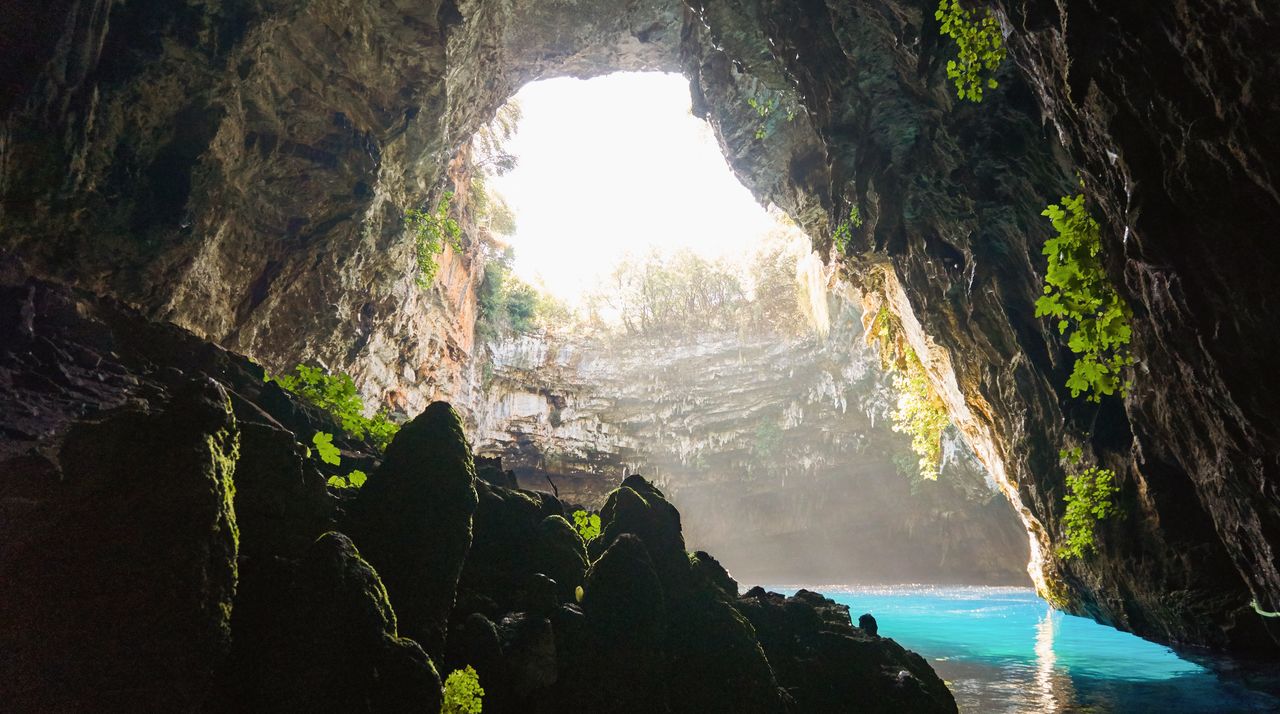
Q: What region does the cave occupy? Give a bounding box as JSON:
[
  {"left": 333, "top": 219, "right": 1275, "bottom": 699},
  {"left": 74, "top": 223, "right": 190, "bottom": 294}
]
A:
[{"left": 3, "top": 0, "right": 1280, "bottom": 712}]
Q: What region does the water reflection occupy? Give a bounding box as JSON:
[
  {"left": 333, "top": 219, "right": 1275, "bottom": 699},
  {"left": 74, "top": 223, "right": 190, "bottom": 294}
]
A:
[
  {"left": 784, "top": 585, "right": 1280, "bottom": 713},
  {"left": 1034, "top": 609, "right": 1081, "bottom": 712}
]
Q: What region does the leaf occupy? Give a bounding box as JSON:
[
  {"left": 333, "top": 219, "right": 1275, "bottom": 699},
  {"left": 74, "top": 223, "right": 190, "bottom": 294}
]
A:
[
  {"left": 313, "top": 431, "right": 341, "bottom": 466},
  {"left": 347, "top": 469, "right": 367, "bottom": 487}
]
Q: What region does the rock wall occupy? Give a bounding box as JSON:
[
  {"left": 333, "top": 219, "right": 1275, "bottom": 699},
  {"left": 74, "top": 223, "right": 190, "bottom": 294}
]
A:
[
  {"left": 3, "top": 0, "right": 1280, "bottom": 654},
  {"left": 472, "top": 301, "right": 1029, "bottom": 585}
]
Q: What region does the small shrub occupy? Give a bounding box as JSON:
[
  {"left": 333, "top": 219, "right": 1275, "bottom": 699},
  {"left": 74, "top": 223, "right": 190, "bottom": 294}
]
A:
[
  {"left": 407, "top": 191, "right": 463, "bottom": 289},
  {"left": 1056, "top": 448, "right": 1120, "bottom": 560},
  {"left": 935, "top": 0, "right": 1006, "bottom": 102},
  {"left": 832, "top": 204, "right": 863, "bottom": 254},
  {"left": 442, "top": 665, "right": 484, "bottom": 714},
  {"left": 572, "top": 510, "right": 601, "bottom": 542},
  {"left": 268, "top": 364, "right": 399, "bottom": 450},
  {"left": 1034, "top": 194, "right": 1134, "bottom": 402}
]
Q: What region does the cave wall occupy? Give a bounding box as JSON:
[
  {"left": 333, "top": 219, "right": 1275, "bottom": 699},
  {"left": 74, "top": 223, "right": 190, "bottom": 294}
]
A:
[
  {"left": 471, "top": 301, "right": 1029, "bottom": 585},
  {"left": 3, "top": 0, "right": 1280, "bottom": 653}
]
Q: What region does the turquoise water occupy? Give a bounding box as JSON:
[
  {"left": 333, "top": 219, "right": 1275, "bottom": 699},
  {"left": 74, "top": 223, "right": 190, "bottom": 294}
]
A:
[{"left": 785, "top": 586, "right": 1279, "bottom": 713}]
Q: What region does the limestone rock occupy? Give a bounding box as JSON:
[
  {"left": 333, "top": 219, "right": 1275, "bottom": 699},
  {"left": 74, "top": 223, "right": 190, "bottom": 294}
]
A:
[
  {"left": 0, "top": 379, "right": 240, "bottom": 711},
  {"left": 347, "top": 401, "right": 479, "bottom": 661}
]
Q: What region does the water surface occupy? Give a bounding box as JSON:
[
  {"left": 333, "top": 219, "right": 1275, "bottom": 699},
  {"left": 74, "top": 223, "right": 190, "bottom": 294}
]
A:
[{"left": 775, "top": 585, "right": 1278, "bottom": 713}]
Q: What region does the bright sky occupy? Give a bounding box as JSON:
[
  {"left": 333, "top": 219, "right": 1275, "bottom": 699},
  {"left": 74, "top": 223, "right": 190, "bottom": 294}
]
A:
[{"left": 488, "top": 72, "right": 788, "bottom": 307}]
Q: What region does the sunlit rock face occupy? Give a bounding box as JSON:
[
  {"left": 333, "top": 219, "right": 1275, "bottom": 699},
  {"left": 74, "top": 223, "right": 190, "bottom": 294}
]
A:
[
  {"left": 472, "top": 303, "right": 1030, "bottom": 586},
  {"left": 4, "top": 0, "right": 1280, "bottom": 654}
]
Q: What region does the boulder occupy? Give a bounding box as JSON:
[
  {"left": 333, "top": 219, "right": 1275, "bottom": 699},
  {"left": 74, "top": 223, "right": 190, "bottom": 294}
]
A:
[
  {"left": 0, "top": 379, "right": 240, "bottom": 711},
  {"left": 582, "top": 533, "right": 670, "bottom": 713},
  {"left": 347, "top": 402, "right": 478, "bottom": 661},
  {"left": 217, "top": 532, "right": 442, "bottom": 712}
]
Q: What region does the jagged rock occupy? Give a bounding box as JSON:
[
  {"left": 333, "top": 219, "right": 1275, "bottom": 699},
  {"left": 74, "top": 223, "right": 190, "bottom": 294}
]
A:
[
  {"left": 736, "top": 588, "right": 956, "bottom": 714},
  {"left": 232, "top": 414, "right": 334, "bottom": 561},
  {"left": 218, "top": 532, "right": 443, "bottom": 712},
  {"left": 689, "top": 549, "right": 740, "bottom": 599},
  {"left": 456, "top": 478, "right": 579, "bottom": 615},
  {"left": 347, "top": 401, "right": 478, "bottom": 661},
  {"left": 859, "top": 613, "right": 879, "bottom": 637},
  {"left": 582, "top": 533, "right": 671, "bottom": 714},
  {"left": 591, "top": 475, "right": 691, "bottom": 589},
  {"left": 0, "top": 379, "right": 240, "bottom": 711},
  {"left": 534, "top": 515, "right": 590, "bottom": 603}
]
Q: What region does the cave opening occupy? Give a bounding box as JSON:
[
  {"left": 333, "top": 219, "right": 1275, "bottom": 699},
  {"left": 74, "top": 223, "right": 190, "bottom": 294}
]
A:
[{"left": 453, "top": 70, "right": 1030, "bottom": 589}]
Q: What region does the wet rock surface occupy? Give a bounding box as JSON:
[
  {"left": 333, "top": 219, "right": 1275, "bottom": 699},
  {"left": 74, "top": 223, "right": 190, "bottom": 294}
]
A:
[{"left": 0, "top": 281, "right": 957, "bottom": 711}]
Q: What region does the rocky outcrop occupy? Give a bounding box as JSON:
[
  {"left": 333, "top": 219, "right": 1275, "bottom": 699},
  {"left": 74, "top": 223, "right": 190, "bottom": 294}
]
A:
[
  {"left": 4, "top": 0, "right": 1280, "bottom": 657},
  {"left": 1, "top": 378, "right": 240, "bottom": 712},
  {"left": 347, "top": 401, "right": 479, "bottom": 660},
  {"left": 450, "top": 472, "right": 957, "bottom": 713},
  {"left": 737, "top": 588, "right": 955, "bottom": 714},
  {"left": 0, "top": 281, "right": 956, "bottom": 712}
]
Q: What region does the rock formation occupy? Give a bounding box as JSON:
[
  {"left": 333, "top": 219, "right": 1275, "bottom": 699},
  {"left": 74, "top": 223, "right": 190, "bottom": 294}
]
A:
[
  {"left": 0, "top": 281, "right": 957, "bottom": 712},
  {"left": 2, "top": 0, "right": 1279, "bottom": 658}
]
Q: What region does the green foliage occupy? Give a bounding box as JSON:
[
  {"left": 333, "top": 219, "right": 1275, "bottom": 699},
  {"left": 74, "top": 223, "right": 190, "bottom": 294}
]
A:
[
  {"left": 890, "top": 350, "right": 950, "bottom": 481},
  {"left": 478, "top": 250, "right": 542, "bottom": 342},
  {"left": 1034, "top": 194, "right": 1134, "bottom": 402},
  {"left": 832, "top": 204, "right": 863, "bottom": 253},
  {"left": 1056, "top": 448, "right": 1120, "bottom": 560},
  {"left": 935, "top": 0, "right": 1006, "bottom": 102},
  {"left": 312, "top": 431, "right": 341, "bottom": 465},
  {"left": 327, "top": 469, "right": 367, "bottom": 490},
  {"left": 867, "top": 301, "right": 951, "bottom": 482},
  {"left": 604, "top": 233, "right": 809, "bottom": 339},
  {"left": 572, "top": 510, "right": 602, "bottom": 542},
  {"left": 442, "top": 665, "right": 484, "bottom": 714},
  {"left": 746, "top": 93, "right": 796, "bottom": 140},
  {"left": 407, "top": 191, "right": 463, "bottom": 289},
  {"left": 268, "top": 364, "right": 399, "bottom": 450}
]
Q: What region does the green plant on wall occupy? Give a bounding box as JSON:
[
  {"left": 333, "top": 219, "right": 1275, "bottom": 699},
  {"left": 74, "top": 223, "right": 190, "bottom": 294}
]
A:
[
  {"left": 328, "top": 469, "right": 367, "bottom": 490},
  {"left": 1034, "top": 194, "right": 1134, "bottom": 402},
  {"left": 866, "top": 302, "right": 951, "bottom": 482},
  {"left": 572, "top": 510, "right": 602, "bottom": 542},
  {"left": 747, "top": 93, "right": 796, "bottom": 140},
  {"left": 832, "top": 203, "right": 863, "bottom": 254},
  {"left": 1056, "top": 448, "right": 1120, "bottom": 560},
  {"left": 441, "top": 665, "right": 484, "bottom": 714},
  {"left": 890, "top": 349, "right": 950, "bottom": 481},
  {"left": 268, "top": 364, "right": 399, "bottom": 450},
  {"left": 407, "top": 190, "right": 463, "bottom": 289},
  {"left": 935, "top": 0, "right": 1006, "bottom": 102}
]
